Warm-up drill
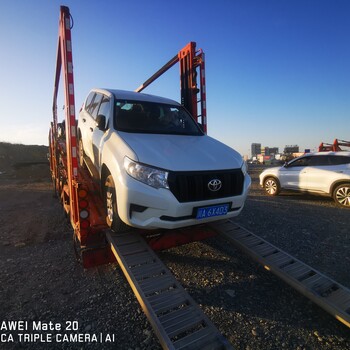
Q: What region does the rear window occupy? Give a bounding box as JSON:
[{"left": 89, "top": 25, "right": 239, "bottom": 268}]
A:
[
  {"left": 114, "top": 100, "right": 203, "bottom": 136},
  {"left": 329, "top": 155, "right": 350, "bottom": 165}
]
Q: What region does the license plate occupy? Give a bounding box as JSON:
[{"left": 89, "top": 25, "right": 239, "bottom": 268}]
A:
[{"left": 196, "top": 204, "right": 229, "bottom": 219}]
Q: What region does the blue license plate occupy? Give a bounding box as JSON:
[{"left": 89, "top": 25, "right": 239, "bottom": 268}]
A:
[{"left": 196, "top": 204, "right": 229, "bottom": 219}]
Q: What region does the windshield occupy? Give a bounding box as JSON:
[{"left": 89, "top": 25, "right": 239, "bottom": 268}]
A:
[{"left": 114, "top": 100, "right": 203, "bottom": 135}]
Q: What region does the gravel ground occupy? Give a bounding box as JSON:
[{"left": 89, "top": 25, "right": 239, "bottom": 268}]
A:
[{"left": 0, "top": 163, "right": 349, "bottom": 349}]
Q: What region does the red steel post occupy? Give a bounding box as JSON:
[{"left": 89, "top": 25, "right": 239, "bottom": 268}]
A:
[
  {"left": 58, "top": 6, "right": 80, "bottom": 230},
  {"left": 199, "top": 51, "right": 207, "bottom": 133}
]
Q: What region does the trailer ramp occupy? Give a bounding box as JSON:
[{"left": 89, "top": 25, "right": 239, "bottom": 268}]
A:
[
  {"left": 106, "top": 230, "right": 233, "bottom": 349},
  {"left": 212, "top": 219, "right": 350, "bottom": 329}
]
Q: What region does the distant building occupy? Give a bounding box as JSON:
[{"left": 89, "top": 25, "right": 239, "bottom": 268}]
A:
[
  {"left": 251, "top": 143, "right": 261, "bottom": 157},
  {"left": 261, "top": 146, "right": 279, "bottom": 156},
  {"left": 268, "top": 147, "right": 279, "bottom": 155},
  {"left": 284, "top": 145, "right": 299, "bottom": 154}
]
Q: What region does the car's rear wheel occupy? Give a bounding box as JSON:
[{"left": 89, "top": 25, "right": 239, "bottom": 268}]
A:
[
  {"left": 333, "top": 184, "right": 350, "bottom": 208},
  {"left": 263, "top": 177, "right": 280, "bottom": 196},
  {"left": 104, "top": 174, "right": 130, "bottom": 232}
]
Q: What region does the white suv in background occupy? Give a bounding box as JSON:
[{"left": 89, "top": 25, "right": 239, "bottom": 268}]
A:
[
  {"left": 77, "top": 88, "right": 251, "bottom": 232},
  {"left": 259, "top": 152, "right": 350, "bottom": 208}
]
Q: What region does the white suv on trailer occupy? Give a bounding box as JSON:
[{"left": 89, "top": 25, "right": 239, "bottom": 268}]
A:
[
  {"left": 77, "top": 88, "right": 251, "bottom": 232},
  {"left": 259, "top": 152, "right": 350, "bottom": 208}
]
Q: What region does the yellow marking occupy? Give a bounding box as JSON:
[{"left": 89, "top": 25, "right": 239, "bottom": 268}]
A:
[
  {"left": 264, "top": 265, "right": 271, "bottom": 271},
  {"left": 336, "top": 315, "right": 350, "bottom": 328}
]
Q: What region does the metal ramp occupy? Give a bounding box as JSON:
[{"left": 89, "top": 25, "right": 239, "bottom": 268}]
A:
[
  {"left": 212, "top": 219, "right": 350, "bottom": 329},
  {"left": 106, "top": 231, "right": 233, "bottom": 349}
]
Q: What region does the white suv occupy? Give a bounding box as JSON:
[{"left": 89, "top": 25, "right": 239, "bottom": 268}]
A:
[
  {"left": 259, "top": 152, "right": 350, "bottom": 208},
  {"left": 77, "top": 88, "right": 251, "bottom": 232}
]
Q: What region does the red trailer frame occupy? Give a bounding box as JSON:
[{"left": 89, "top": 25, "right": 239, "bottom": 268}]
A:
[
  {"left": 136, "top": 41, "right": 207, "bottom": 132},
  {"left": 318, "top": 139, "right": 350, "bottom": 152},
  {"left": 49, "top": 6, "right": 216, "bottom": 268}
]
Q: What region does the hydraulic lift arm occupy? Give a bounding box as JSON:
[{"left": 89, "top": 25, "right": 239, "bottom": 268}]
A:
[
  {"left": 135, "top": 42, "right": 207, "bottom": 133},
  {"left": 318, "top": 139, "right": 350, "bottom": 152},
  {"left": 333, "top": 139, "right": 350, "bottom": 151}
]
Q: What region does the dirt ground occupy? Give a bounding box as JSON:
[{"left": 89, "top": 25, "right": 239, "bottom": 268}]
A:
[
  {"left": 0, "top": 148, "right": 158, "bottom": 349},
  {"left": 0, "top": 143, "right": 349, "bottom": 349}
]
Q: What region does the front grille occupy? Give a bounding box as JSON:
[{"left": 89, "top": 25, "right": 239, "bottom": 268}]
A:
[{"left": 167, "top": 169, "right": 244, "bottom": 203}]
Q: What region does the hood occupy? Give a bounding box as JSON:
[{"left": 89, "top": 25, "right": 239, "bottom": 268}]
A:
[{"left": 119, "top": 133, "right": 243, "bottom": 171}]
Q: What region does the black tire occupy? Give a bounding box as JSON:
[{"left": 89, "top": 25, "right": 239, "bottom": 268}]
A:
[
  {"left": 104, "top": 175, "right": 130, "bottom": 232},
  {"left": 333, "top": 183, "right": 350, "bottom": 208},
  {"left": 263, "top": 177, "right": 281, "bottom": 196}
]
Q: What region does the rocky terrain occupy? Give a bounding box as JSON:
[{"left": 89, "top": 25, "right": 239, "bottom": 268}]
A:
[{"left": 0, "top": 142, "right": 349, "bottom": 349}]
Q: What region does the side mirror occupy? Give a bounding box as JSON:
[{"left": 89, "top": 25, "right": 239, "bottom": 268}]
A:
[{"left": 96, "top": 115, "right": 106, "bottom": 131}]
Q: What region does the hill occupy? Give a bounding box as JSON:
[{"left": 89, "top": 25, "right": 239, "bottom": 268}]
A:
[{"left": 0, "top": 142, "right": 49, "bottom": 180}]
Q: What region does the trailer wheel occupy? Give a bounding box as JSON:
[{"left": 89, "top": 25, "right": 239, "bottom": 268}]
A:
[
  {"left": 263, "top": 177, "right": 280, "bottom": 196},
  {"left": 104, "top": 175, "right": 130, "bottom": 232},
  {"left": 333, "top": 183, "right": 350, "bottom": 208}
]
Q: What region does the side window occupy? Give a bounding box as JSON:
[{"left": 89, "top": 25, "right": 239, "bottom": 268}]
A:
[
  {"left": 329, "top": 156, "right": 350, "bottom": 165},
  {"left": 288, "top": 157, "right": 311, "bottom": 167},
  {"left": 98, "top": 96, "right": 110, "bottom": 118},
  {"left": 90, "top": 93, "right": 103, "bottom": 119},
  {"left": 97, "top": 96, "right": 110, "bottom": 128},
  {"left": 85, "top": 92, "right": 95, "bottom": 113},
  {"left": 309, "top": 156, "right": 331, "bottom": 166}
]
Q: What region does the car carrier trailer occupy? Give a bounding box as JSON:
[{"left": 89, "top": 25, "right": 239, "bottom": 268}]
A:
[{"left": 49, "top": 6, "right": 350, "bottom": 349}]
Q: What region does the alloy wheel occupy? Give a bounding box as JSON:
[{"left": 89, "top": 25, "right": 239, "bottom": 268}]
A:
[
  {"left": 265, "top": 179, "right": 278, "bottom": 195},
  {"left": 335, "top": 185, "right": 350, "bottom": 208}
]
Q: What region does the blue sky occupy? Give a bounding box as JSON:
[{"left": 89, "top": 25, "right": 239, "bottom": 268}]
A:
[{"left": 0, "top": 0, "right": 349, "bottom": 156}]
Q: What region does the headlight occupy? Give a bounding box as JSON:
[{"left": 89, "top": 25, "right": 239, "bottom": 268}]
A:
[
  {"left": 241, "top": 160, "right": 248, "bottom": 176},
  {"left": 124, "top": 157, "right": 169, "bottom": 189}
]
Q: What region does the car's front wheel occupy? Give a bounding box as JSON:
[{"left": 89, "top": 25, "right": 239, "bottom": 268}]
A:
[
  {"left": 104, "top": 174, "right": 130, "bottom": 232},
  {"left": 333, "top": 183, "right": 350, "bottom": 208},
  {"left": 263, "top": 177, "right": 281, "bottom": 196}
]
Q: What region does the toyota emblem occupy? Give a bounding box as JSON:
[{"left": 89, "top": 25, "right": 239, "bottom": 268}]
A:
[{"left": 208, "top": 179, "right": 222, "bottom": 192}]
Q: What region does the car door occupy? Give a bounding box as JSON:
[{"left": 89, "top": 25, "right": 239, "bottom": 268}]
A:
[
  {"left": 279, "top": 156, "right": 311, "bottom": 190},
  {"left": 92, "top": 94, "right": 111, "bottom": 169},
  {"left": 305, "top": 155, "right": 347, "bottom": 194}
]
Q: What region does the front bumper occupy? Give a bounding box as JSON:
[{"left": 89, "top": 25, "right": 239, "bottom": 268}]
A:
[{"left": 116, "top": 174, "right": 251, "bottom": 230}]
